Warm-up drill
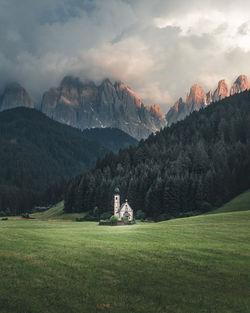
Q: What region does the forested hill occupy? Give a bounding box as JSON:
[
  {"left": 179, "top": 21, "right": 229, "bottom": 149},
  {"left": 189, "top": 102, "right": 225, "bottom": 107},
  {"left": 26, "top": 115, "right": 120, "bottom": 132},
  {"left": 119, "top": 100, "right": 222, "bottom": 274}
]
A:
[
  {"left": 82, "top": 128, "right": 138, "bottom": 152},
  {"left": 0, "top": 108, "right": 137, "bottom": 214},
  {"left": 65, "top": 91, "right": 250, "bottom": 220}
]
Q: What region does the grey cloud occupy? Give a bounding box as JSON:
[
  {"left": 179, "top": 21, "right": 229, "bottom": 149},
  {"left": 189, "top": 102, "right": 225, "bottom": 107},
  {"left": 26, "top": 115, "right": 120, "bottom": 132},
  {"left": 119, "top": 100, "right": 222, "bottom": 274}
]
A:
[
  {"left": 1, "top": 0, "right": 250, "bottom": 112},
  {"left": 238, "top": 21, "right": 250, "bottom": 35}
]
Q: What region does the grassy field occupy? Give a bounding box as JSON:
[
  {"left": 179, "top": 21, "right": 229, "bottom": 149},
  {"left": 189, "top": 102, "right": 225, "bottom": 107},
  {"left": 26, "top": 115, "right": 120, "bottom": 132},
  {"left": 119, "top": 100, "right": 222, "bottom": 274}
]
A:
[
  {"left": 30, "top": 201, "right": 86, "bottom": 221},
  {"left": 1, "top": 193, "right": 250, "bottom": 313}
]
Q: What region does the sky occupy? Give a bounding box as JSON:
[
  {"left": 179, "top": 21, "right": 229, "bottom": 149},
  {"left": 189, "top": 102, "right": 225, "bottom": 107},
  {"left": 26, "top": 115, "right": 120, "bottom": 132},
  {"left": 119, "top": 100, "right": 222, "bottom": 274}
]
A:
[{"left": 1, "top": 0, "right": 250, "bottom": 112}]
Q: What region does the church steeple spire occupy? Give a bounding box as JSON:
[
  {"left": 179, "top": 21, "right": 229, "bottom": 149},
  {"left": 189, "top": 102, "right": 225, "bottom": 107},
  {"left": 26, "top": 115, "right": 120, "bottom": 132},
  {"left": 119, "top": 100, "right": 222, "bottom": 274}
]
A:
[{"left": 114, "top": 187, "right": 120, "bottom": 218}]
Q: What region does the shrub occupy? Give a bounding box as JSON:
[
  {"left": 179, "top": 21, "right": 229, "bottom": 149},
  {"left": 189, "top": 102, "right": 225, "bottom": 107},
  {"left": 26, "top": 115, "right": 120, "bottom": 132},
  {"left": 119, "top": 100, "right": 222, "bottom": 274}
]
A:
[
  {"left": 100, "top": 212, "right": 113, "bottom": 220},
  {"left": 110, "top": 215, "right": 118, "bottom": 225},
  {"left": 76, "top": 217, "right": 85, "bottom": 222},
  {"left": 135, "top": 210, "right": 145, "bottom": 220},
  {"left": 155, "top": 214, "right": 172, "bottom": 222},
  {"left": 2, "top": 217, "right": 8, "bottom": 221},
  {"left": 22, "top": 213, "right": 30, "bottom": 219},
  {"left": 93, "top": 206, "right": 100, "bottom": 218},
  {"left": 197, "top": 201, "right": 214, "bottom": 212},
  {"left": 76, "top": 213, "right": 98, "bottom": 222}
]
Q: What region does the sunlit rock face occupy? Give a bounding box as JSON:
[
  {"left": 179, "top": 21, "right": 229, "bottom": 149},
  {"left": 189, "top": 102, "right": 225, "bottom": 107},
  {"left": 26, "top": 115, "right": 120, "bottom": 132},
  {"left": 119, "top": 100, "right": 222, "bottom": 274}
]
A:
[
  {"left": 213, "top": 80, "right": 229, "bottom": 102},
  {"left": 0, "top": 83, "right": 34, "bottom": 112},
  {"left": 41, "top": 77, "right": 99, "bottom": 129},
  {"left": 166, "top": 97, "right": 186, "bottom": 125},
  {"left": 41, "top": 76, "right": 166, "bottom": 139},
  {"left": 230, "top": 75, "right": 249, "bottom": 95},
  {"left": 186, "top": 84, "right": 207, "bottom": 111},
  {"left": 166, "top": 75, "right": 249, "bottom": 126},
  {"left": 166, "top": 85, "right": 207, "bottom": 125}
]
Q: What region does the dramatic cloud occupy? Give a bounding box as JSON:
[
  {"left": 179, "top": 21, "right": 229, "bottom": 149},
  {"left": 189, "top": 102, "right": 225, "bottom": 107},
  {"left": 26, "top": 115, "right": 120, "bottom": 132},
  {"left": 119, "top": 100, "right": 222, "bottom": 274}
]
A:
[{"left": 1, "top": 0, "right": 250, "bottom": 111}]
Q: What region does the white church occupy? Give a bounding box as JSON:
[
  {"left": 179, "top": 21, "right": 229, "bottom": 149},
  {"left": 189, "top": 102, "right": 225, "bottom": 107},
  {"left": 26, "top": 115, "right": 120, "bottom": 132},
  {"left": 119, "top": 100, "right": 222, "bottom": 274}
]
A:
[{"left": 114, "top": 187, "right": 133, "bottom": 221}]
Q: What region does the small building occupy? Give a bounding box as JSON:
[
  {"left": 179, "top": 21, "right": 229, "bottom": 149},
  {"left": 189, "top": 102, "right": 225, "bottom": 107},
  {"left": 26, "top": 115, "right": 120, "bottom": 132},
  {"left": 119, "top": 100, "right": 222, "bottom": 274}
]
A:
[{"left": 114, "top": 187, "right": 133, "bottom": 221}]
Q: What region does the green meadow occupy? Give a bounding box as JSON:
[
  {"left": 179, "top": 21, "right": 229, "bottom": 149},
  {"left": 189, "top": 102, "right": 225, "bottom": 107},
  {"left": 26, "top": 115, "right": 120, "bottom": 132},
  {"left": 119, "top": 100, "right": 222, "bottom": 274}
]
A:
[
  {"left": 30, "top": 201, "right": 86, "bottom": 221},
  {"left": 0, "top": 194, "right": 250, "bottom": 313}
]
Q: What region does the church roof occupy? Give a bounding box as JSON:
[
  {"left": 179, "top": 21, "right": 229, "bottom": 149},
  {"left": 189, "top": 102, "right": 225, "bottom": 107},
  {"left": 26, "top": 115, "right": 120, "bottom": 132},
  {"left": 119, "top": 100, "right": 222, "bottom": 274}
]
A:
[
  {"left": 120, "top": 201, "right": 133, "bottom": 211},
  {"left": 114, "top": 187, "right": 120, "bottom": 194}
]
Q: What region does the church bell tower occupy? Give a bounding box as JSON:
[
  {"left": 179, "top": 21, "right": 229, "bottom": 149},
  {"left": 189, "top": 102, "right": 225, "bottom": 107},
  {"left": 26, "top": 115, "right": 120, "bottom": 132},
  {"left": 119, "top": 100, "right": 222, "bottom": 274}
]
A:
[{"left": 114, "top": 187, "right": 120, "bottom": 218}]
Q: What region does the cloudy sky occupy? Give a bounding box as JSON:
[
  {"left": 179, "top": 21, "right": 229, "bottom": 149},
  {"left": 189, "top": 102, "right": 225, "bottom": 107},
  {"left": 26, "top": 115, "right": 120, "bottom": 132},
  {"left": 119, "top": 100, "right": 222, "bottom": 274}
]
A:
[{"left": 1, "top": 0, "right": 250, "bottom": 112}]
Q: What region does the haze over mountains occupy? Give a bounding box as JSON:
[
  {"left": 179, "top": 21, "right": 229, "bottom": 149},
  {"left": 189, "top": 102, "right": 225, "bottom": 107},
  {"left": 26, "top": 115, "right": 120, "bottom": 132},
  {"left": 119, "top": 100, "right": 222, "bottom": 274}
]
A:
[{"left": 0, "top": 83, "right": 34, "bottom": 112}]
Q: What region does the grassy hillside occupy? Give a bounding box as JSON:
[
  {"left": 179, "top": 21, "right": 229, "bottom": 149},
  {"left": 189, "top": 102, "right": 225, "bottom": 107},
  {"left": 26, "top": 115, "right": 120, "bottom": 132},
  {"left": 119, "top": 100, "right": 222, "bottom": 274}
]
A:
[
  {"left": 30, "top": 202, "right": 86, "bottom": 221},
  {"left": 209, "top": 189, "right": 250, "bottom": 214},
  {"left": 0, "top": 209, "right": 249, "bottom": 313}
]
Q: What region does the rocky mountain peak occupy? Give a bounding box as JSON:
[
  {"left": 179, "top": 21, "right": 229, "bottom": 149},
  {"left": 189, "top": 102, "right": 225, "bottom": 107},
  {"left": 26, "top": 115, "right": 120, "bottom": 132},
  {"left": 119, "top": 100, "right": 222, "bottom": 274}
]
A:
[
  {"left": 186, "top": 84, "right": 207, "bottom": 110},
  {"left": 0, "top": 82, "right": 34, "bottom": 112},
  {"left": 166, "top": 74, "right": 250, "bottom": 126},
  {"left": 230, "top": 75, "right": 249, "bottom": 95},
  {"left": 41, "top": 76, "right": 166, "bottom": 139},
  {"left": 174, "top": 97, "right": 183, "bottom": 111},
  {"left": 101, "top": 78, "right": 113, "bottom": 87},
  {"left": 149, "top": 104, "right": 164, "bottom": 118},
  {"left": 206, "top": 90, "right": 213, "bottom": 104},
  {"left": 213, "top": 79, "right": 229, "bottom": 102},
  {"left": 114, "top": 81, "right": 143, "bottom": 108},
  {"left": 60, "top": 76, "right": 83, "bottom": 89}
]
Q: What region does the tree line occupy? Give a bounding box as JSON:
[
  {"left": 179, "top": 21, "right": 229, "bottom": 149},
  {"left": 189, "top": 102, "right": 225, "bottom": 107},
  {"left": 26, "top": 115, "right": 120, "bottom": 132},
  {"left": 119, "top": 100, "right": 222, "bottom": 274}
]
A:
[{"left": 64, "top": 91, "right": 250, "bottom": 220}]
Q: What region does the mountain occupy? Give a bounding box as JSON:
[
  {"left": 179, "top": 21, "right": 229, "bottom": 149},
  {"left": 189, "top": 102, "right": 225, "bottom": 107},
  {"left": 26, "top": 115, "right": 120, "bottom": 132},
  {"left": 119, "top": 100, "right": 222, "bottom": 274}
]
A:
[
  {"left": 212, "top": 79, "right": 229, "bottom": 102},
  {"left": 230, "top": 74, "right": 249, "bottom": 95},
  {"left": 0, "top": 108, "right": 138, "bottom": 214},
  {"left": 40, "top": 76, "right": 166, "bottom": 139},
  {"left": 64, "top": 90, "right": 250, "bottom": 220},
  {"left": 166, "top": 75, "right": 250, "bottom": 126},
  {"left": 166, "top": 84, "right": 208, "bottom": 126},
  {"left": 0, "top": 82, "right": 34, "bottom": 112}
]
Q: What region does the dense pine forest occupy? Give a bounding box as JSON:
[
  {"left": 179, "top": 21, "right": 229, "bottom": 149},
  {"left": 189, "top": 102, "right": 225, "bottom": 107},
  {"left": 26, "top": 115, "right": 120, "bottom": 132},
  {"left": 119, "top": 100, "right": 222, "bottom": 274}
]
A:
[
  {"left": 64, "top": 91, "right": 250, "bottom": 220},
  {"left": 82, "top": 128, "right": 138, "bottom": 152},
  {"left": 0, "top": 108, "right": 137, "bottom": 215}
]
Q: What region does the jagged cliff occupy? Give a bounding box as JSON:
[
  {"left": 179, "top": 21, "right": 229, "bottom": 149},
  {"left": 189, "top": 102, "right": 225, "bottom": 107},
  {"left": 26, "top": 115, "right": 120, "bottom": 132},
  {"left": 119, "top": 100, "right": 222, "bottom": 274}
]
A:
[
  {"left": 40, "top": 76, "right": 166, "bottom": 139},
  {"left": 213, "top": 80, "right": 229, "bottom": 102},
  {"left": 230, "top": 75, "right": 249, "bottom": 95},
  {"left": 0, "top": 82, "right": 34, "bottom": 112},
  {"left": 2, "top": 74, "right": 249, "bottom": 137},
  {"left": 166, "top": 75, "right": 250, "bottom": 126}
]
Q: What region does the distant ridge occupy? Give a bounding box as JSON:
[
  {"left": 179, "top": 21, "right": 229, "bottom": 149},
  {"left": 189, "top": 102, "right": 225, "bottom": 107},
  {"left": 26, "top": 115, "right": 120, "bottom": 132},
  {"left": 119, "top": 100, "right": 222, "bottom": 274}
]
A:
[{"left": 166, "top": 74, "right": 250, "bottom": 125}]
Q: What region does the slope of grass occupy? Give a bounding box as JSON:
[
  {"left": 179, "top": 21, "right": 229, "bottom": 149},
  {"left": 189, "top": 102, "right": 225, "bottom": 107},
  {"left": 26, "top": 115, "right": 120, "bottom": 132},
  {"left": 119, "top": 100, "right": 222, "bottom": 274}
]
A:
[
  {"left": 0, "top": 209, "right": 250, "bottom": 313},
  {"left": 209, "top": 189, "right": 250, "bottom": 214},
  {"left": 30, "top": 202, "right": 86, "bottom": 221}
]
